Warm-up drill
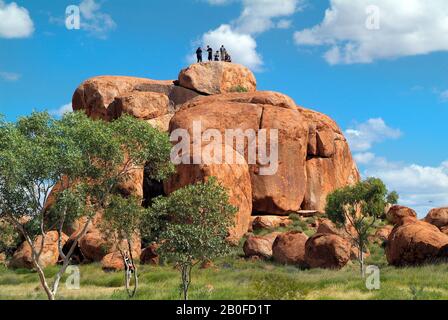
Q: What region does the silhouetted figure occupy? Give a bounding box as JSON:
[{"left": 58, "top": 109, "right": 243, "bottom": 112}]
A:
[
  {"left": 196, "top": 47, "right": 203, "bottom": 63},
  {"left": 220, "top": 45, "right": 227, "bottom": 61},
  {"left": 207, "top": 46, "right": 213, "bottom": 61},
  {"left": 225, "top": 53, "right": 232, "bottom": 63},
  {"left": 214, "top": 51, "right": 220, "bottom": 61}
]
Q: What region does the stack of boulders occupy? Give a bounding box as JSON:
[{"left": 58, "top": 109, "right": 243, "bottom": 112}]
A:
[
  {"left": 385, "top": 206, "right": 448, "bottom": 266},
  {"left": 9, "top": 61, "right": 362, "bottom": 270}
]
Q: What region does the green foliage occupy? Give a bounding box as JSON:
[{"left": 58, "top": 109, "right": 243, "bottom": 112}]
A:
[
  {"left": 325, "top": 178, "right": 398, "bottom": 276},
  {"left": 230, "top": 86, "right": 249, "bottom": 93},
  {"left": 386, "top": 191, "right": 399, "bottom": 205},
  {"left": 0, "top": 111, "right": 174, "bottom": 299},
  {"left": 0, "top": 219, "right": 20, "bottom": 256},
  {"left": 146, "top": 178, "right": 237, "bottom": 299},
  {"left": 149, "top": 178, "right": 237, "bottom": 264}
]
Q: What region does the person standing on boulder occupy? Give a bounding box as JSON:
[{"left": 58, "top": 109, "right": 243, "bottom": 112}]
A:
[
  {"left": 207, "top": 46, "right": 213, "bottom": 61},
  {"left": 214, "top": 51, "right": 220, "bottom": 61},
  {"left": 196, "top": 47, "right": 203, "bottom": 63},
  {"left": 220, "top": 45, "right": 227, "bottom": 61}
]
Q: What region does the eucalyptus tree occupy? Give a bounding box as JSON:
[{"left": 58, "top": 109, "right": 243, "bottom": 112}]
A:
[{"left": 0, "top": 112, "right": 173, "bottom": 300}]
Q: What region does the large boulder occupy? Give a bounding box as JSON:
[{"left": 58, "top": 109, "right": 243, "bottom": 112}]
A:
[
  {"left": 299, "top": 108, "right": 360, "bottom": 212},
  {"left": 170, "top": 91, "right": 359, "bottom": 215},
  {"left": 243, "top": 232, "right": 280, "bottom": 259},
  {"left": 305, "top": 233, "right": 351, "bottom": 269},
  {"left": 425, "top": 208, "right": 448, "bottom": 229},
  {"left": 79, "top": 228, "right": 141, "bottom": 262},
  {"left": 386, "top": 205, "right": 417, "bottom": 226},
  {"left": 164, "top": 144, "right": 252, "bottom": 243},
  {"left": 370, "top": 225, "right": 393, "bottom": 244},
  {"left": 72, "top": 76, "right": 200, "bottom": 121},
  {"left": 316, "top": 218, "right": 357, "bottom": 241},
  {"left": 252, "top": 215, "right": 293, "bottom": 231},
  {"left": 272, "top": 231, "right": 308, "bottom": 266},
  {"left": 101, "top": 252, "right": 125, "bottom": 271},
  {"left": 170, "top": 91, "right": 309, "bottom": 215},
  {"left": 386, "top": 220, "right": 448, "bottom": 266},
  {"left": 178, "top": 62, "right": 256, "bottom": 95},
  {"left": 140, "top": 243, "right": 159, "bottom": 265},
  {"left": 9, "top": 231, "right": 68, "bottom": 269}
]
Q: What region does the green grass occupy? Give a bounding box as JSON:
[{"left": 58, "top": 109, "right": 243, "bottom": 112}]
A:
[{"left": 2, "top": 243, "right": 448, "bottom": 300}]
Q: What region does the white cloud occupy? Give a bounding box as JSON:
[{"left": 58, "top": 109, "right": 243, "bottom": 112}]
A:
[
  {"left": 196, "top": 0, "right": 301, "bottom": 70},
  {"left": 345, "top": 118, "right": 402, "bottom": 152},
  {"left": 294, "top": 0, "right": 448, "bottom": 64},
  {"left": 0, "top": 0, "right": 34, "bottom": 38},
  {"left": 277, "top": 19, "right": 292, "bottom": 29},
  {"left": 79, "top": 0, "right": 116, "bottom": 39},
  {"left": 234, "top": 0, "right": 299, "bottom": 34},
  {"left": 49, "top": 103, "right": 72, "bottom": 117},
  {"left": 0, "top": 71, "right": 21, "bottom": 81},
  {"left": 365, "top": 160, "right": 448, "bottom": 217},
  {"left": 194, "top": 24, "right": 263, "bottom": 70},
  {"left": 440, "top": 90, "right": 448, "bottom": 102}
]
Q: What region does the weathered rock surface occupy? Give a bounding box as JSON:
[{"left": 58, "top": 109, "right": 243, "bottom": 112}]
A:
[
  {"left": 252, "top": 216, "right": 293, "bottom": 231},
  {"left": 164, "top": 144, "right": 252, "bottom": 243},
  {"left": 140, "top": 243, "right": 159, "bottom": 265},
  {"left": 386, "top": 205, "right": 417, "bottom": 226},
  {"left": 243, "top": 232, "right": 280, "bottom": 259},
  {"left": 79, "top": 228, "right": 141, "bottom": 263},
  {"left": 72, "top": 76, "right": 200, "bottom": 121},
  {"left": 170, "top": 91, "right": 359, "bottom": 215},
  {"left": 101, "top": 252, "right": 125, "bottom": 271},
  {"left": 370, "top": 225, "right": 393, "bottom": 244},
  {"left": 272, "top": 231, "right": 308, "bottom": 266},
  {"left": 178, "top": 62, "right": 256, "bottom": 95},
  {"left": 305, "top": 233, "right": 351, "bottom": 269},
  {"left": 386, "top": 220, "right": 448, "bottom": 266},
  {"left": 299, "top": 108, "right": 360, "bottom": 212},
  {"left": 10, "top": 231, "right": 68, "bottom": 269},
  {"left": 425, "top": 208, "right": 448, "bottom": 229}
]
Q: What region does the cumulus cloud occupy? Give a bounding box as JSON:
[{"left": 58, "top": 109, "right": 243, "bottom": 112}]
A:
[
  {"left": 294, "top": 0, "right": 448, "bottom": 64},
  {"left": 196, "top": 0, "right": 301, "bottom": 70},
  {"left": 49, "top": 103, "right": 72, "bottom": 117},
  {"left": 0, "top": 71, "right": 21, "bottom": 81},
  {"left": 193, "top": 24, "right": 263, "bottom": 70},
  {"left": 365, "top": 160, "right": 448, "bottom": 217},
  {"left": 79, "top": 0, "right": 116, "bottom": 39},
  {"left": 345, "top": 118, "right": 402, "bottom": 152},
  {"left": 440, "top": 90, "right": 448, "bottom": 102},
  {"left": 0, "top": 0, "right": 34, "bottom": 38}
]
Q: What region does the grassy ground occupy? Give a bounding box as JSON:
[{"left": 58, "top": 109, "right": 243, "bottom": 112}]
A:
[{"left": 2, "top": 241, "right": 448, "bottom": 300}]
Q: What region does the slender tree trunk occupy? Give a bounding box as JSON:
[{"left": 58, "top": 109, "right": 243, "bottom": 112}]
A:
[
  {"left": 181, "top": 264, "right": 192, "bottom": 301},
  {"left": 359, "top": 240, "right": 365, "bottom": 278}
]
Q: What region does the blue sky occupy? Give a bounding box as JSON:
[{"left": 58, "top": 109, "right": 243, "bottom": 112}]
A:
[{"left": 0, "top": 0, "right": 447, "bottom": 216}]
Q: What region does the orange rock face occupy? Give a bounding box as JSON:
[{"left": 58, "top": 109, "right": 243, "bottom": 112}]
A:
[
  {"left": 10, "top": 231, "right": 68, "bottom": 269},
  {"left": 140, "top": 243, "right": 159, "bottom": 265},
  {"left": 178, "top": 62, "right": 256, "bottom": 95},
  {"left": 165, "top": 144, "right": 252, "bottom": 243},
  {"left": 169, "top": 91, "right": 309, "bottom": 215},
  {"left": 243, "top": 232, "right": 280, "bottom": 259},
  {"left": 72, "top": 76, "right": 200, "bottom": 122},
  {"left": 425, "top": 208, "right": 448, "bottom": 229},
  {"left": 305, "top": 233, "right": 351, "bottom": 269},
  {"left": 386, "top": 220, "right": 448, "bottom": 266},
  {"left": 101, "top": 252, "right": 125, "bottom": 271},
  {"left": 299, "top": 108, "right": 360, "bottom": 212},
  {"left": 170, "top": 91, "right": 359, "bottom": 215},
  {"left": 272, "top": 231, "right": 308, "bottom": 266},
  {"left": 252, "top": 215, "right": 293, "bottom": 231},
  {"left": 386, "top": 205, "right": 418, "bottom": 226}
]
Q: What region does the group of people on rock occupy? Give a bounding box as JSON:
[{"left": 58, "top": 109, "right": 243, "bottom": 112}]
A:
[{"left": 196, "top": 45, "right": 232, "bottom": 63}]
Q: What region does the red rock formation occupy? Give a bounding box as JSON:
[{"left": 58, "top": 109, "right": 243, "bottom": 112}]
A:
[
  {"left": 178, "top": 62, "right": 256, "bottom": 95},
  {"left": 305, "top": 233, "right": 351, "bottom": 269},
  {"left": 272, "top": 231, "right": 308, "bottom": 266},
  {"left": 10, "top": 231, "right": 68, "bottom": 269},
  {"left": 386, "top": 205, "right": 417, "bottom": 226},
  {"left": 386, "top": 220, "right": 448, "bottom": 266},
  {"left": 425, "top": 208, "right": 448, "bottom": 229},
  {"left": 243, "top": 232, "right": 281, "bottom": 259}
]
